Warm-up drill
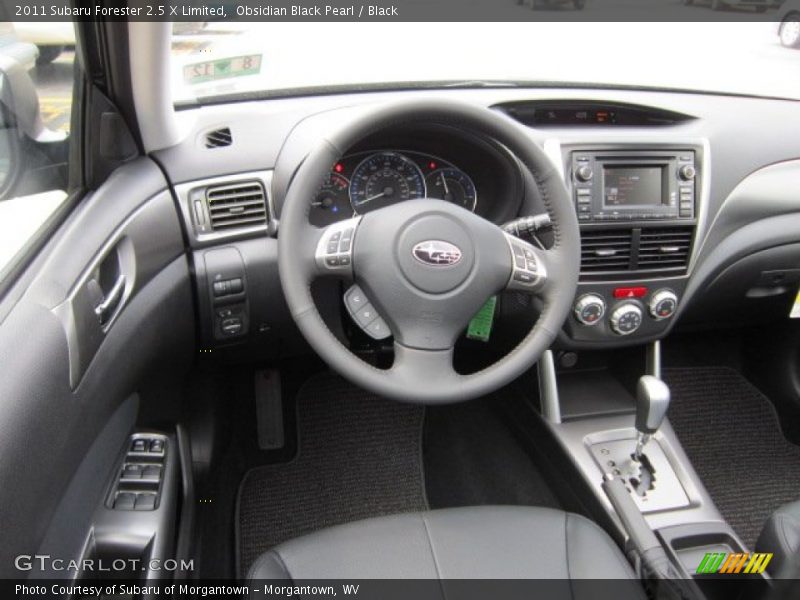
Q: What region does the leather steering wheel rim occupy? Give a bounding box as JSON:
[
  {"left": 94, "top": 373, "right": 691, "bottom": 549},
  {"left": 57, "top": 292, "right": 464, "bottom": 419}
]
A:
[{"left": 278, "top": 99, "right": 580, "bottom": 404}]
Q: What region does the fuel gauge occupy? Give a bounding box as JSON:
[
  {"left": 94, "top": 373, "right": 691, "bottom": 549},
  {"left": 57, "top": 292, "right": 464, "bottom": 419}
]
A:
[
  {"left": 425, "top": 168, "right": 477, "bottom": 212},
  {"left": 311, "top": 173, "right": 352, "bottom": 226}
]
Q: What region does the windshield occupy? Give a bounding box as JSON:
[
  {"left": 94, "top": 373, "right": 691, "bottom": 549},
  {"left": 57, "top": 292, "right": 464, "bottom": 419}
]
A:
[{"left": 170, "top": 22, "right": 800, "bottom": 103}]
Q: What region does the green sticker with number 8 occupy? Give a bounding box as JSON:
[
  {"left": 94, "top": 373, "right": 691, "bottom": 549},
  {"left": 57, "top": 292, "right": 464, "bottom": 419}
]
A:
[{"left": 184, "top": 54, "right": 262, "bottom": 84}]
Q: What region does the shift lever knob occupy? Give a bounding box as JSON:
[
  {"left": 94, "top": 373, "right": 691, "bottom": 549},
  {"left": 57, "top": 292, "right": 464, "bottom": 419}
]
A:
[
  {"left": 636, "top": 376, "right": 671, "bottom": 434},
  {"left": 634, "top": 376, "right": 670, "bottom": 460}
]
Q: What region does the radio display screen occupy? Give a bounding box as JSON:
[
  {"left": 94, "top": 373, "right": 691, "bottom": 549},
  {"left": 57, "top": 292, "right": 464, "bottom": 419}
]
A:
[{"left": 603, "top": 166, "right": 663, "bottom": 207}]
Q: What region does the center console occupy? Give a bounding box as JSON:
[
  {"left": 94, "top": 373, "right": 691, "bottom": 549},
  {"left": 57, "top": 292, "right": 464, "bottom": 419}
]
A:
[
  {"left": 556, "top": 142, "right": 706, "bottom": 348},
  {"left": 536, "top": 345, "right": 771, "bottom": 597}
]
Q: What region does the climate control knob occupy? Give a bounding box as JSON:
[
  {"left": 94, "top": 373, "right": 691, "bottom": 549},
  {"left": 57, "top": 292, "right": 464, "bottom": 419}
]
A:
[
  {"left": 574, "top": 294, "right": 606, "bottom": 326},
  {"left": 650, "top": 289, "right": 678, "bottom": 320},
  {"left": 575, "top": 165, "right": 593, "bottom": 182},
  {"left": 610, "top": 303, "right": 643, "bottom": 336}
]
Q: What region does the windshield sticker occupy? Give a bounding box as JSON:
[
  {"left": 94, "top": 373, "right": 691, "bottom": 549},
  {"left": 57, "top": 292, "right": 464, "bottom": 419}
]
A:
[{"left": 184, "top": 55, "right": 262, "bottom": 84}]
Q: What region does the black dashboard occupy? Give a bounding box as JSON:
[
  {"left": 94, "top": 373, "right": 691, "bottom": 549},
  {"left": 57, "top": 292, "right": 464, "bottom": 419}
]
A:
[{"left": 156, "top": 87, "right": 800, "bottom": 360}]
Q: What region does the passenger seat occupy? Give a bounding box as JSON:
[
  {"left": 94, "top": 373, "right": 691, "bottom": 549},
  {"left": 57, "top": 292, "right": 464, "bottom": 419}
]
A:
[{"left": 757, "top": 500, "right": 800, "bottom": 576}]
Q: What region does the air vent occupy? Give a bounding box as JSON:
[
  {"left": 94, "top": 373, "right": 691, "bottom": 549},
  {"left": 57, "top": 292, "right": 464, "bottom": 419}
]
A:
[
  {"left": 206, "top": 181, "right": 267, "bottom": 231},
  {"left": 637, "top": 227, "right": 693, "bottom": 274},
  {"left": 580, "top": 229, "right": 633, "bottom": 274},
  {"left": 205, "top": 127, "right": 232, "bottom": 149},
  {"left": 579, "top": 225, "right": 694, "bottom": 280}
]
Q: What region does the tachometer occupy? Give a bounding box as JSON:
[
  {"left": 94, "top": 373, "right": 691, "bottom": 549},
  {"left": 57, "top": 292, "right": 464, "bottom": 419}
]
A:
[
  {"left": 310, "top": 173, "right": 352, "bottom": 226},
  {"left": 349, "top": 152, "right": 426, "bottom": 213},
  {"left": 425, "top": 168, "right": 477, "bottom": 211}
]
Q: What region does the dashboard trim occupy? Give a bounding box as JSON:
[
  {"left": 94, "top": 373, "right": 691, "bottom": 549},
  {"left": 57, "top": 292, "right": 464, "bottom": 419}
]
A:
[{"left": 173, "top": 170, "right": 276, "bottom": 248}]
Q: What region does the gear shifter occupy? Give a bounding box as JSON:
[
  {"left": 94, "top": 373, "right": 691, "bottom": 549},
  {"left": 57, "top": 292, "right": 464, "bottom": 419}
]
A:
[{"left": 634, "top": 375, "right": 671, "bottom": 460}]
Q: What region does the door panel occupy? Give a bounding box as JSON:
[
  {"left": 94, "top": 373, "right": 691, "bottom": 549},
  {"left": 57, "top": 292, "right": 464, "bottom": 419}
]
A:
[{"left": 0, "top": 157, "right": 193, "bottom": 577}]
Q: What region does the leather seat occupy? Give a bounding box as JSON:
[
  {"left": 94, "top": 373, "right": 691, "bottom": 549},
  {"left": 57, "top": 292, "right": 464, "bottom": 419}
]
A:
[
  {"left": 757, "top": 499, "right": 800, "bottom": 577},
  {"left": 248, "top": 506, "right": 645, "bottom": 598}
]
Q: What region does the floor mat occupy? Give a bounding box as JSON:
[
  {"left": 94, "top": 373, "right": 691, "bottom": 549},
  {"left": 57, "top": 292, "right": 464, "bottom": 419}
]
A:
[
  {"left": 236, "top": 371, "right": 427, "bottom": 576},
  {"left": 664, "top": 366, "right": 800, "bottom": 549},
  {"left": 424, "top": 399, "right": 560, "bottom": 510}
]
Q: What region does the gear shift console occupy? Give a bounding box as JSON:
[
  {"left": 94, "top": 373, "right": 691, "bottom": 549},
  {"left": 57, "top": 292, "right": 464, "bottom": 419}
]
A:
[
  {"left": 586, "top": 374, "right": 689, "bottom": 512},
  {"left": 634, "top": 375, "right": 671, "bottom": 460}
]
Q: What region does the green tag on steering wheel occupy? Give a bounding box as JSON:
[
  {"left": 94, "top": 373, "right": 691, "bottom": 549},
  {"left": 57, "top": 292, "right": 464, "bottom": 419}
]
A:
[{"left": 467, "top": 296, "right": 497, "bottom": 342}]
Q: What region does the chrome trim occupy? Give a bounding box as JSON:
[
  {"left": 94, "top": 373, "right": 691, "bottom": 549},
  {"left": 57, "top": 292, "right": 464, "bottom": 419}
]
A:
[
  {"left": 348, "top": 151, "right": 427, "bottom": 214},
  {"left": 173, "top": 170, "right": 275, "bottom": 247},
  {"left": 314, "top": 216, "right": 362, "bottom": 277},
  {"left": 411, "top": 240, "right": 464, "bottom": 267},
  {"left": 503, "top": 232, "right": 546, "bottom": 292},
  {"left": 552, "top": 138, "right": 710, "bottom": 284},
  {"left": 538, "top": 350, "right": 561, "bottom": 424}
]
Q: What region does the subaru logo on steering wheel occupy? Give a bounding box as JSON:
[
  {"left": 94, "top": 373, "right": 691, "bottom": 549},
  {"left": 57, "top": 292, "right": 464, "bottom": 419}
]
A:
[{"left": 412, "top": 240, "right": 463, "bottom": 266}]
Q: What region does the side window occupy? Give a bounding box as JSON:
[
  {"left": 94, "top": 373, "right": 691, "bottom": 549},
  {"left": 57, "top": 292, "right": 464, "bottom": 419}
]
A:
[{"left": 0, "top": 21, "right": 76, "bottom": 280}]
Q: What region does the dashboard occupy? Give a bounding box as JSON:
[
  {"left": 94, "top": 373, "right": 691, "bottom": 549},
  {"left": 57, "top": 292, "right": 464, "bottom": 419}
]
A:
[
  {"left": 310, "top": 150, "right": 478, "bottom": 227},
  {"left": 158, "top": 86, "right": 800, "bottom": 359}
]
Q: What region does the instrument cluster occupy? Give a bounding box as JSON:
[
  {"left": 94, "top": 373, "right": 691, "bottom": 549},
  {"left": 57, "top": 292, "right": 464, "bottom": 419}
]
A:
[{"left": 310, "top": 150, "right": 478, "bottom": 227}]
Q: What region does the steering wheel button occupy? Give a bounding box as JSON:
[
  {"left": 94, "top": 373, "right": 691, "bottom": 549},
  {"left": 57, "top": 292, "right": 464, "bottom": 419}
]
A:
[
  {"left": 512, "top": 245, "right": 525, "bottom": 258},
  {"left": 329, "top": 231, "right": 341, "bottom": 242},
  {"left": 522, "top": 247, "right": 536, "bottom": 260},
  {"left": 325, "top": 256, "right": 340, "bottom": 267},
  {"left": 514, "top": 255, "right": 526, "bottom": 269},
  {"left": 526, "top": 260, "right": 538, "bottom": 272},
  {"left": 365, "top": 318, "right": 391, "bottom": 340},
  {"left": 354, "top": 303, "right": 379, "bottom": 327},
  {"left": 513, "top": 271, "right": 536, "bottom": 285},
  {"left": 345, "top": 286, "right": 367, "bottom": 309},
  {"left": 339, "top": 255, "right": 351, "bottom": 266},
  {"left": 339, "top": 239, "right": 352, "bottom": 252},
  {"left": 326, "top": 241, "right": 339, "bottom": 254}
]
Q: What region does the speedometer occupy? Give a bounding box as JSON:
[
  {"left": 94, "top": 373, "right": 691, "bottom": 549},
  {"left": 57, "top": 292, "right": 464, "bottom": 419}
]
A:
[{"left": 349, "top": 152, "right": 426, "bottom": 214}]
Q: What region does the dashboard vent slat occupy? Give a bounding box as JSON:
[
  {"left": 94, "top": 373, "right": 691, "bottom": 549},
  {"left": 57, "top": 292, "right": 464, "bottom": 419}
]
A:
[
  {"left": 580, "top": 228, "right": 633, "bottom": 274},
  {"left": 580, "top": 225, "right": 694, "bottom": 280},
  {"left": 637, "top": 227, "right": 693, "bottom": 272},
  {"left": 205, "top": 127, "right": 233, "bottom": 149},
  {"left": 206, "top": 181, "right": 267, "bottom": 231}
]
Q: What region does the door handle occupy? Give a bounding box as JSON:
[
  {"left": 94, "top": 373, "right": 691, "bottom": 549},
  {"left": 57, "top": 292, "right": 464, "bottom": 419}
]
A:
[{"left": 93, "top": 274, "right": 126, "bottom": 325}]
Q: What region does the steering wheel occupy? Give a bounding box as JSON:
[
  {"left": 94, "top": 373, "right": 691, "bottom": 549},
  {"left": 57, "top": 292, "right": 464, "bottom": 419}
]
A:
[{"left": 278, "top": 99, "right": 580, "bottom": 404}]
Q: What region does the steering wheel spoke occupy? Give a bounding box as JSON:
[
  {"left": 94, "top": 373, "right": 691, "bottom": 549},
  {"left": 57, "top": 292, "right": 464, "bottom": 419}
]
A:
[
  {"left": 313, "top": 216, "right": 361, "bottom": 280},
  {"left": 503, "top": 232, "right": 551, "bottom": 295}
]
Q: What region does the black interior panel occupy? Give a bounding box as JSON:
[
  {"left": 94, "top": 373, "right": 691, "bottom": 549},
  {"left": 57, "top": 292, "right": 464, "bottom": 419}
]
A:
[{"left": 0, "top": 158, "right": 193, "bottom": 577}]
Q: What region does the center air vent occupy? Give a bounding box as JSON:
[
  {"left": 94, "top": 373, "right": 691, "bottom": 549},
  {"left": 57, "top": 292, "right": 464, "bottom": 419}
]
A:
[
  {"left": 206, "top": 181, "right": 267, "bottom": 231},
  {"left": 580, "top": 229, "right": 633, "bottom": 274},
  {"left": 205, "top": 127, "right": 232, "bottom": 148},
  {"left": 580, "top": 226, "right": 693, "bottom": 281},
  {"left": 637, "top": 227, "right": 693, "bottom": 272}
]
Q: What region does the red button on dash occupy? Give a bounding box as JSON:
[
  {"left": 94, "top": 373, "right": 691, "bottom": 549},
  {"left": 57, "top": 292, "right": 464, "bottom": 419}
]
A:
[{"left": 613, "top": 287, "right": 648, "bottom": 299}]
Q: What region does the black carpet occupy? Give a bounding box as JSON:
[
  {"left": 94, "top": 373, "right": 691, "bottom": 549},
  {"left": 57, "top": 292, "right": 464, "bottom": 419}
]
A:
[
  {"left": 425, "top": 398, "right": 560, "bottom": 510},
  {"left": 236, "top": 372, "right": 427, "bottom": 576},
  {"left": 664, "top": 366, "right": 800, "bottom": 549}
]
